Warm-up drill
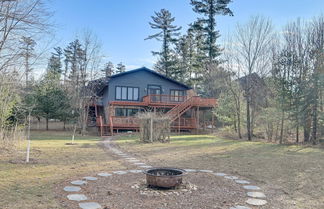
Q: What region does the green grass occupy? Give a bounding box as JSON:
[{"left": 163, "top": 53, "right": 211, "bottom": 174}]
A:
[
  {"left": 0, "top": 131, "right": 123, "bottom": 209},
  {"left": 115, "top": 135, "right": 324, "bottom": 209}
]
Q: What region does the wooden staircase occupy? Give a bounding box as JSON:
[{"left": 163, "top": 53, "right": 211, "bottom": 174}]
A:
[{"left": 166, "top": 96, "right": 195, "bottom": 122}]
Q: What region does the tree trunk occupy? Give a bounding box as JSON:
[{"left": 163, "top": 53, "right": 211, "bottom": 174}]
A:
[
  {"left": 246, "top": 96, "right": 252, "bottom": 141},
  {"left": 46, "top": 116, "right": 49, "bottom": 131},
  {"left": 296, "top": 125, "right": 299, "bottom": 143},
  {"left": 280, "top": 110, "right": 285, "bottom": 144}
]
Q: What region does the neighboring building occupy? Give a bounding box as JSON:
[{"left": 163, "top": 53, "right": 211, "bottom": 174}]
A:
[{"left": 87, "top": 67, "right": 217, "bottom": 136}]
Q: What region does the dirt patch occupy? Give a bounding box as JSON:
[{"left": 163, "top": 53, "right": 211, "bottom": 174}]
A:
[{"left": 59, "top": 172, "right": 247, "bottom": 209}]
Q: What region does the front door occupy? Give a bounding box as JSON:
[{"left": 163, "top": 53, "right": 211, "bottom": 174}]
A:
[{"left": 148, "top": 85, "right": 161, "bottom": 102}]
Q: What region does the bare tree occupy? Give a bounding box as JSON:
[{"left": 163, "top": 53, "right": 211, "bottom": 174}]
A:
[{"left": 235, "top": 16, "right": 274, "bottom": 140}]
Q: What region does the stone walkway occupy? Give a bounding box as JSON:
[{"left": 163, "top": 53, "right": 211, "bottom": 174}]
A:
[{"left": 62, "top": 137, "right": 269, "bottom": 209}]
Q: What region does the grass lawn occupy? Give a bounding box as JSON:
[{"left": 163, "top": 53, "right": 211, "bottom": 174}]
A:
[
  {"left": 114, "top": 134, "right": 324, "bottom": 209},
  {"left": 0, "top": 131, "right": 123, "bottom": 209}
]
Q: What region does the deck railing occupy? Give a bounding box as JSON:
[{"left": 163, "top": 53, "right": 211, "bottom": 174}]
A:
[{"left": 143, "top": 94, "right": 188, "bottom": 105}]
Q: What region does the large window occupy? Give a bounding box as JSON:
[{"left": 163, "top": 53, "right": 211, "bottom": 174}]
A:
[
  {"left": 115, "top": 86, "right": 139, "bottom": 101},
  {"left": 115, "top": 108, "right": 141, "bottom": 117},
  {"left": 170, "top": 90, "right": 185, "bottom": 102}
]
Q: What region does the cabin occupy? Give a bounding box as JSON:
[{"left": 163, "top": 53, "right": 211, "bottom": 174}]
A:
[{"left": 87, "top": 67, "right": 217, "bottom": 136}]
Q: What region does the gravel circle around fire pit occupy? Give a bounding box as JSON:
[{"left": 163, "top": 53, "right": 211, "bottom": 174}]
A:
[{"left": 61, "top": 171, "right": 252, "bottom": 209}]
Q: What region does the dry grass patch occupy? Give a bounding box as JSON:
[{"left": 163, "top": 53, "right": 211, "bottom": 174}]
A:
[
  {"left": 114, "top": 134, "right": 324, "bottom": 209},
  {"left": 0, "top": 131, "right": 123, "bottom": 209}
]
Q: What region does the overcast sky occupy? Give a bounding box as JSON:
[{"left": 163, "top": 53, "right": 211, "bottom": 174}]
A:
[{"left": 47, "top": 0, "right": 323, "bottom": 71}]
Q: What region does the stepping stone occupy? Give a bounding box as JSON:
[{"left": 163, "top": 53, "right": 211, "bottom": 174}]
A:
[
  {"left": 113, "top": 171, "right": 127, "bottom": 175},
  {"left": 199, "top": 169, "right": 213, "bottom": 173},
  {"left": 67, "top": 194, "right": 87, "bottom": 201},
  {"left": 246, "top": 198, "right": 268, "bottom": 206},
  {"left": 247, "top": 192, "right": 266, "bottom": 198},
  {"left": 83, "top": 176, "right": 98, "bottom": 181},
  {"left": 129, "top": 169, "right": 143, "bottom": 173},
  {"left": 79, "top": 202, "right": 102, "bottom": 209},
  {"left": 184, "top": 169, "right": 196, "bottom": 172},
  {"left": 71, "top": 180, "right": 87, "bottom": 185},
  {"left": 125, "top": 157, "right": 137, "bottom": 160},
  {"left": 128, "top": 159, "right": 140, "bottom": 162},
  {"left": 139, "top": 165, "right": 152, "bottom": 168},
  {"left": 235, "top": 180, "right": 250, "bottom": 184},
  {"left": 97, "top": 172, "right": 112, "bottom": 177},
  {"left": 214, "top": 173, "right": 226, "bottom": 176},
  {"left": 224, "top": 176, "right": 238, "bottom": 180},
  {"left": 243, "top": 185, "right": 261, "bottom": 190},
  {"left": 229, "top": 206, "right": 251, "bottom": 209},
  {"left": 134, "top": 162, "right": 146, "bottom": 165},
  {"left": 64, "top": 186, "right": 81, "bottom": 192}
]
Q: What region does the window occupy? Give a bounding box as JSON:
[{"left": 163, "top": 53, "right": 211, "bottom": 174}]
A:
[
  {"left": 115, "top": 86, "right": 139, "bottom": 101},
  {"left": 115, "top": 108, "right": 141, "bottom": 117},
  {"left": 170, "top": 90, "right": 185, "bottom": 102}
]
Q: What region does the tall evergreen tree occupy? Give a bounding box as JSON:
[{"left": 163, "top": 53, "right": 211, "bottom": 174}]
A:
[
  {"left": 145, "top": 9, "right": 181, "bottom": 78},
  {"left": 103, "top": 61, "right": 114, "bottom": 76},
  {"left": 47, "top": 47, "right": 63, "bottom": 76},
  {"left": 190, "top": 0, "right": 233, "bottom": 62},
  {"left": 116, "top": 62, "right": 126, "bottom": 74}
]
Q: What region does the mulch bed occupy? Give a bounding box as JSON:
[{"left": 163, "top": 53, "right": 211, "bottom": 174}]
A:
[{"left": 58, "top": 172, "right": 247, "bottom": 209}]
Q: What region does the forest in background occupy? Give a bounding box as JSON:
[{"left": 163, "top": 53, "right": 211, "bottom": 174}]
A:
[{"left": 0, "top": 0, "right": 323, "bottom": 154}]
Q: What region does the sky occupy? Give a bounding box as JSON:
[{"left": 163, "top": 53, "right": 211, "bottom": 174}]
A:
[{"left": 48, "top": 0, "right": 324, "bottom": 71}]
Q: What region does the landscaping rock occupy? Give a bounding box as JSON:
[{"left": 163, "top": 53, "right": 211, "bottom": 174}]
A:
[
  {"left": 235, "top": 180, "right": 250, "bottom": 184},
  {"left": 84, "top": 176, "right": 98, "bottom": 181},
  {"left": 97, "top": 173, "right": 112, "bottom": 177},
  {"left": 229, "top": 206, "right": 251, "bottom": 209},
  {"left": 71, "top": 180, "right": 87, "bottom": 185},
  {"left": 79, "top": 202, "right": 102, "bottom": 209},
  {"left": 247, "top": 191, "right": 266, "bottom": 198},
  {"left": 224, "top": 176, "right": 239, "bottom": 180},
  {"left": 67, "top": 194, "right": 87, "bottom": 201},
  {"left": 199, "top": 170, "right": 213, "bottom": 173},
  {"left": 64, "top": 186, "right": 81, "bottom": 192},
  {"left": 246, "top": 198, "right": 268, "bottom": 206},
  {"left": 214, "top": 173, "right": 226, "bottom": 176},
  {"left": 243, "top": 185, "right": 261, "bottom": 190},
  {"left": 113, "top": 171, "right": 127, "bottom": 175}
]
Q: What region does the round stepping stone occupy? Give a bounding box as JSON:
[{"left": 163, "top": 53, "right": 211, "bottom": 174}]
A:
[
  {"left": 246, "top": 198, "right": 268, "bottom": 206},
  {"left": 224, "top": 176, "right": 238, "bottom": 180},
  {"left": 83, "top": 176, "right": 97, "bottom": 181},
  {"left": 184, "top": 169, "right": 196, "bottom": 172},
  {"left": 129, "top": 170, "right": 143, "bottom": 173},
  {"left": 139, "top": 165, "right": 152, "bottom": 168},
  {"left": 64, "top": 186, "right": 81, "bottom": 192},
  {"left": 134, "top": 162, "right": 146, "bottom": 165},
  {"left": 214, "top": 173, "right": 226, "bottom": 176},
  {"left": 199, "top": 169, "right": 213, "bottom": 173},
  {"left": 243, "top": 185, "right": 261, "bottom": 190},
  {"left": 235, "top": 180, "right": 250, "bottom": 184},
  {"left": 113, "top": 171, "right": 127, "bottom": 175},
  {"left": 71, "top": 180, "right": 87, "bottom": 185},
  {"left": 128, "top": 159, "right": 140, "bottom": 162},
  {"left": 229, "top": 206, "right": 251, "bottom": 209},
  {"left": 67, "top": 194, "right": 87, "bottom": 201},
  {"left": 79, "top": 202, "right": 102, "bottom": 209},
  {"left": 97, "top": 172, "right": 112, "bottom": 177},
  {"left": 247, "top": 191, "right": 266, "bottom": 198}
]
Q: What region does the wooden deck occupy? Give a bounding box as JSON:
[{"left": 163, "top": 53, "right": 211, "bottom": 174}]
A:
[
  {"left": 109, "top": 95, "right": 217, "bottom": 107},
  {"left": 94, "top": 95, "right": 217, "bottom": 136}
]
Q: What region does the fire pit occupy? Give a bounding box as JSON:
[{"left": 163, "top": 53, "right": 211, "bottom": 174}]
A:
[{"left": 144, "top": 168, "right": 186, "bottom": 189}]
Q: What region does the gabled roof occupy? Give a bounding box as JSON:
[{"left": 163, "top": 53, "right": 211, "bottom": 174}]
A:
[{"left": 110, "top": 67, "right": 192, "bottom": 89}]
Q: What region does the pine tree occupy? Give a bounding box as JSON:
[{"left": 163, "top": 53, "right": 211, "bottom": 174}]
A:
[
  {"left": 145, "top": 9, "right": 181, "bottom": 78},
  {"left": 47, "top": 47, "right": 63, "bottom": 76},
  {"left": 190, "top": 0, "right": 233, "bottom": 62},
  {"left": 19, "top": 36, "right": 36, "bottom": 86},
  {"left": 63, "top": 39, "right": 84, "bottom": 84},
  {"left": 116, "top": 62, "right": 126, "bottom": 74},
  {"left": 103, "top": 61, "right": 114, "bottom": 76}
]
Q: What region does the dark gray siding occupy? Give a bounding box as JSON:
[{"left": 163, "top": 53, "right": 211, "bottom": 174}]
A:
[{"left": 101, "top": 70, "right": 188, "bottom": 106}]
